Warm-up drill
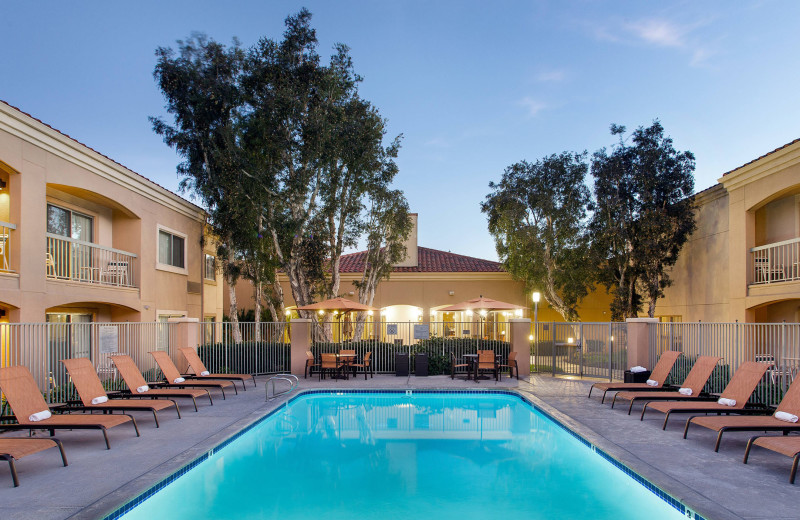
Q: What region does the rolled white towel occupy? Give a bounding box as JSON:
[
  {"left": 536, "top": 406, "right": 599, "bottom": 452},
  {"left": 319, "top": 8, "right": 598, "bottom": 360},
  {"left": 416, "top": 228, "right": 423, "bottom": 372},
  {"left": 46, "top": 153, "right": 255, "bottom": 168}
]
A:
[
  {"left": 678, "top": 388, "right": 693, "bottom": 396},
  {"left": 91, "top": 396, "right": 109, "bottom": 405},
  {"left": 646, "top": 379, "right": 659, "bottom": 387},
  {"left": 200, "top": 370, "right": 210, "bottom": 376},
  {"left": 28, "top": 410, "right": 51, "bottom": 422},
  {"left": 173, "top": 377, "right": 185, "bottom": 383},
  {"left": 717, "top": 397, "right": 736, "bottom": 407},
  {"left": 136, "top": 385, "right": 150, "bottom": 393},
  {"left": 630, "top": 366, "right": 647, "bottom": 373},
  {"left": 775, "top": 411, "right": 799, "bottom": 423}
]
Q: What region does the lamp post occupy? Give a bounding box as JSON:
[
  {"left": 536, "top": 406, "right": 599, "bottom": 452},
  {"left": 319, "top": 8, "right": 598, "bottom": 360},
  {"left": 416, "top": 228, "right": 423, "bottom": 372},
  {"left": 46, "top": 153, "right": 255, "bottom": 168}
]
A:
[{"left": 532, "top": 291, "right": 541, "bottom": 328}]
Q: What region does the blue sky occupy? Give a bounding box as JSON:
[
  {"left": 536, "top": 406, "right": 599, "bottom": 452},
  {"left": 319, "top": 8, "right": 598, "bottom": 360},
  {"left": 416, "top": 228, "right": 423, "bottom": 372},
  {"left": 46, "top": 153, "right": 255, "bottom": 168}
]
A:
[{"left": 2, "top": 1, "right": 799, "bottom": 260}]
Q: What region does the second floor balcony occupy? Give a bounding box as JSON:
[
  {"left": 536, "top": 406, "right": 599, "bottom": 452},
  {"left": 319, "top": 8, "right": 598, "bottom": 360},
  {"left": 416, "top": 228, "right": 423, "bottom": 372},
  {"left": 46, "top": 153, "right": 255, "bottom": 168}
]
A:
[
  {"left": 46, "top": 233, "right": 137, "bottom": 288},
  {"left": 750, "top": 237, "right": 800, "bottom": 285}
]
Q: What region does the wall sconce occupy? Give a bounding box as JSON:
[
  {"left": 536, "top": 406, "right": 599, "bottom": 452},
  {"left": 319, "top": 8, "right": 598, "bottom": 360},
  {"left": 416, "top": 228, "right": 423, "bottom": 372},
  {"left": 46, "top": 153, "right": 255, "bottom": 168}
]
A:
[
  {"left": 318, "top": 310, "right": 325, "bottom": 316},
  {"left": 567, "top": 337, "right": 574, "bottom": 344},
  {"left": 448, "top": 290, "right": 454, "bottom": 296}
]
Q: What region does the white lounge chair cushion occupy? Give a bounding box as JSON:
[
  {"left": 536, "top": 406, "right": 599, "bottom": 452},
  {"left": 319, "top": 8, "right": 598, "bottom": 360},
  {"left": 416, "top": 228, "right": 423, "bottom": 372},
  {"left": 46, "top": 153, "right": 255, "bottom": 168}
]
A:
[
  {"left": 717, "top": 398, "right": 736, "bottom": 407},
  {"left": 646, "top": 379, "right": 659, "bottom": 386},
  {"left": 678, "top": 388, "right": 693, "bottom": 396},
  {"left": 173, "top": 377, "right": 185, "bottom": 383},
  {"left": 630, "top": 366, "right": 647, "bottom": 373},
  {"left": 28, "top": 410, "right": 52, "bottom": 422},
  {"left": 136, "top": 385, "right": 149, "bottom": 393},
  {"left": 91, "top": 396, "right": 109, "bottom": 405},
  {"left": 200, "top": 371, "right": 210, "bottom": 376}
]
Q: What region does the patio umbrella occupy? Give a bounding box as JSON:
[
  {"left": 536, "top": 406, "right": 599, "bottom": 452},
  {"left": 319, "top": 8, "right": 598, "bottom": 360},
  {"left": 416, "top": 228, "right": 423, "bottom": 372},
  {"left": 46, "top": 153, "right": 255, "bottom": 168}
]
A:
[{"left": 438, "top": 296, "right": 522, "bottom": 312}]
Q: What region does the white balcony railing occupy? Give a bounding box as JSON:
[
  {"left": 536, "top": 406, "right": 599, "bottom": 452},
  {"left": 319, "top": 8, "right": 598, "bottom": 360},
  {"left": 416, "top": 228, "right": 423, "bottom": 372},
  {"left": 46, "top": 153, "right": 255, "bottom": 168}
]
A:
[
  {"left": 46, "top": 233, "right": 137, "bottom": 288},
  {"left": 0, "top": 220, "right": 16, "bottom": 273},
  {"left": 750, "top": 237, "right": 800, "bottom": 285}
]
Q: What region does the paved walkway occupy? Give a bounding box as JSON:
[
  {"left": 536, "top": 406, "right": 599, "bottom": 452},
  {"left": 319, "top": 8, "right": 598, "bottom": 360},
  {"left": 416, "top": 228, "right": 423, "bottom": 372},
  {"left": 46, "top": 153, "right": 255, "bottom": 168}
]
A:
[{"left": 0, "top": 373, "right": 795, "bottom": 520}]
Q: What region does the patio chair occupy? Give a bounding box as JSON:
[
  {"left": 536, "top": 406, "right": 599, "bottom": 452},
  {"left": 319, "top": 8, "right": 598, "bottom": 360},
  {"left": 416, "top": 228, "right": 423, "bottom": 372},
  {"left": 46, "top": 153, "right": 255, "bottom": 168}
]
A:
[
  {"left": 589, "top": 351, "right": 681, "bottom": 403},
  {"left": 476, "top": 350, "right": 499, "bottom": 382},
  {"left": 640, "top": 361, "right": 769, "bottom": 429},
  {"left": 743, "top": 435, "right": 800, "bottom": 483},
  {"left": 0, "top": 438, "right": 68, "bottom": 487},
  {"left": 178, "top": 347, "right": 255, "bottom": 390},
  {"left": 150, "top": 351, "right": 236, "bottom": 399},
  {"left": 612, "top": 356, "right": 722, "bottom": 414},
  {"left": 305, "top": 351, "right": 320, "bottom": 379},
  {"left": 61, "top": 358, "right": 180, "bottom": 428},
  {"left": 350, "top": 352, "right": 373, "bottom": 380},
  {"left": 684, "top": 374, "right": 800, "bottom": 452},
  {"left": 450, "top": 352, "right": 469, "bottom": 380},
  {"left": 319, "top": 353, "right": 340, "bottom": 380},
  {"left": 0, "top": 365, "right": 139, "bottom": 450},
  {"left": 498, "top": 351, "right": 519, "bottom": 379},
  {"left": 110, "top": 354, "right": 213, "bottom": 411}
]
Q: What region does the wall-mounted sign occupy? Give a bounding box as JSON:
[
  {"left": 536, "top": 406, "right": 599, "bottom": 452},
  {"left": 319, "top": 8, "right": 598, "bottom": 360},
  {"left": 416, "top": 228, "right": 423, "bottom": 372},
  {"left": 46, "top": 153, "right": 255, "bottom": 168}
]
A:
[
  {"left": 386, "top": 324, "right": 398, "bottom": 335},
  {"left": 99, "top": 325, "right": 119, "bottom": 354},
  {"left": 413, "top": 324, "right": 430, "bottom": 340},
  {"left": 462, "top": 329, "right": 471, "bottom": 335}
]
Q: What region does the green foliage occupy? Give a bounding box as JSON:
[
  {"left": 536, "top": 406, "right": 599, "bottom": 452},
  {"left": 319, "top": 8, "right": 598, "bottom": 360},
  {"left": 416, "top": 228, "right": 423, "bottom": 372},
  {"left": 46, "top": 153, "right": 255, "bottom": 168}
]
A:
[
  {"left": 482, "top": 152, "right": 592, "bottom": 320},
  {"left": 198, "top": 342, "right": 290, "bottom": 374},
  {"left": 590, "top": 121, "right": 696, "bottom": 319}
]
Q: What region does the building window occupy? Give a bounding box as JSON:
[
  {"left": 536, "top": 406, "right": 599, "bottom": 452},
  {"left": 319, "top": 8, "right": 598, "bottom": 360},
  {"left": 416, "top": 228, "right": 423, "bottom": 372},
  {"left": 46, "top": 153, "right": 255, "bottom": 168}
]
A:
[
  {"left": 158, "top": 230, "right": 185, "bottom": 268},
  {"left": 204, "top": 254, "right": 215, "bottom": 280},
  {"left": 47, "top": 204, "right": 93, "bottom": 242}
]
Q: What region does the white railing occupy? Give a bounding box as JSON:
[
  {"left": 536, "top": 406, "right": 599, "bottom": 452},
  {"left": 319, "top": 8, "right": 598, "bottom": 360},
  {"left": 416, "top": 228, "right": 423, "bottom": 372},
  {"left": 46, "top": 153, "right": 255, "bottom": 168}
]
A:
[
  {"left": 530, "top": 322, "right": 628, "bottom": 381},
  {"left": 750, "top": 237, "right": 800, "bottom": 284},
  {"left": 652, "top": 322, "right": 800, "bottom": 407},
  {"left": 310, "top": 321, "right": 512, "bottom": 374},
  {"left": 0, "top": 220, "right": 15, "bottom": 273},
  {"left": 46, "top": 233, "right": 137, "bottom": 288}
]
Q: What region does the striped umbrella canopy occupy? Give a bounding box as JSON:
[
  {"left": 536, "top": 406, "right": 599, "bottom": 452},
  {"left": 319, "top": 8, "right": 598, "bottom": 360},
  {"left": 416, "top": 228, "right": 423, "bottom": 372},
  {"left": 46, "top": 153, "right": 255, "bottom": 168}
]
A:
[{"left": 438, "top": 296, "right": 522, "bottom": 312}]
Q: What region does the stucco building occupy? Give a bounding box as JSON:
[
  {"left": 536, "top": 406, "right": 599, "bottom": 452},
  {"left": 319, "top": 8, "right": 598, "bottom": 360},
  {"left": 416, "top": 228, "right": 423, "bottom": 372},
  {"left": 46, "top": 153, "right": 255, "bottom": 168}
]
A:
[{"left": 0, "top": 100, "right": 225, "bottom": 329}]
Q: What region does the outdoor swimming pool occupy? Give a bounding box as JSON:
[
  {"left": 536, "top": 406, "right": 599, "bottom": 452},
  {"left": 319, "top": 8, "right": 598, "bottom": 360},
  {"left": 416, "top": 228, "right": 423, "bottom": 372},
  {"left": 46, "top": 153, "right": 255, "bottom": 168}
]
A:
[{"left": 113, "top": 391, "right": 690, "bottom": 520}]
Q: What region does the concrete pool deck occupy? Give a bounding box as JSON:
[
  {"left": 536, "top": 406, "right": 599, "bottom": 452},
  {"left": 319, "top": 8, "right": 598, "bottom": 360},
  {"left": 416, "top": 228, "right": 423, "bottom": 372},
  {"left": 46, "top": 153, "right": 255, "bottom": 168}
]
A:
[{"left": 0, "top": 374, "right": 795, "bottom": 520}]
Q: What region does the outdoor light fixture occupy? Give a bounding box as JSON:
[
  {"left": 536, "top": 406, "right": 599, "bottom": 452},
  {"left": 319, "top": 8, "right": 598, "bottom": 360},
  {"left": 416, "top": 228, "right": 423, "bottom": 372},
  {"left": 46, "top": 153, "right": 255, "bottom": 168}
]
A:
[
  {"left": 479, "top": 310, "right": 487, "bottom": 318},
  {"left": 532, "top": 291, "right": 541, "bottom": 330},
  {"left": 448, "top": 290, "right": 454, "bottom": 296},
  {"left": 367, "top": 310, "right": 373, "bottom": 316},
  {"left": 285, "top": 309, "right": 291, "bottom": 316},
  {"left": 532, "top": 292, "right": 541, "bottom": 304},
  {"left": 515, "top": 309, "right": 523, "bottom": 318},
  {"left": 529, "top": 334, "right": 534, "bottom": 341},
  {"left": 568, "top": 337, "right": 574, "bottom": 344},
  {"left": 466, "top": 310, "right": 473, "bottom": 317},
  {"left": 318, "top": 310, "right": 324, "bottom": 316}
]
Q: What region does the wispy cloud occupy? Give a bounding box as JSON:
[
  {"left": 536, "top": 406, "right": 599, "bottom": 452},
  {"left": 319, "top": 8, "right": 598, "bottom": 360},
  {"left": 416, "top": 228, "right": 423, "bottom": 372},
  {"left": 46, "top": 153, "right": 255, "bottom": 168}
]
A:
[
  {"left": 536, "top": 69, "right": 566, "bottom": 83},
  {"left": 424, "top": 136, "right": 451, "bottom": 148},
  {"left": 520, "top": 97, "right": 547, "bottom": 117},
  {"left": 627, "top": 19, "right": 687, "bottom": 48}
]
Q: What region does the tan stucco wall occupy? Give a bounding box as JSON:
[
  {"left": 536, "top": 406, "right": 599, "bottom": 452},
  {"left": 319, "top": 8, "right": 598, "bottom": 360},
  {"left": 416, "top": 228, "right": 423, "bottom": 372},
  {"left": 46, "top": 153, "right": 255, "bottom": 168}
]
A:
[{"left": 0, "top": 102, "right": 223, "bottom": 323}]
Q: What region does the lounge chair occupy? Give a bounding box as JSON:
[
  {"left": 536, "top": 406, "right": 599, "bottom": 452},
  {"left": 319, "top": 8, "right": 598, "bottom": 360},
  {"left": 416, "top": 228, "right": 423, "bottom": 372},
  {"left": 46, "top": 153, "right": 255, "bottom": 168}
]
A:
[
  {"left": 476, "top": 350, "right": 498, "bottom": 382},
  {"left": 61, "top": 358, "right": 180, "bottom": 427},
  {"left": 450, "top": 353, "right": 469, "bottom": 380},
  {"left": 110, "top": 355, "right": 212, "bottom": 411},
  {"left": 178, "top": 347, "right": 255, "bottom": 390},
  {"left": 0, "top": 437, "right": 68, "bottom": 487},
  {"left": 589, "top": 350, "right": 681, "bottom": 402},
  {"left": 350, "top": 352, "right": 373, "bottom": 380},
  {"left": 612, "top": 356, "right": 722, "bottom": 414},
  {"left": 0, "top": 365, "right": 139, "bottom": 449},
  {"left": 305, "top": 351, "right": 319, "bottom": 379},
  {"left": 641, "top": 361, "right": 769, "bottom": 428},
  {"left": 498, "top": 351, "right": 519, "bottom": 379},
  {"left": 684, "top": 375, "right": 800, "bottom": 451},
  {"left": 743, "top": 435, "right": 800, "bottom": 483},
  {"left": 150, "top": 351, "right": 236, "bottom": 399}
]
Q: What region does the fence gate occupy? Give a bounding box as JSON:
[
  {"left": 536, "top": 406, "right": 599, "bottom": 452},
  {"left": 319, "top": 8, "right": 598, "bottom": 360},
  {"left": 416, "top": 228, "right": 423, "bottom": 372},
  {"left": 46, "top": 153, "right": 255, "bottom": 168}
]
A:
[{"left": 531, "top": 322, "right": 627, "bottom": 381}]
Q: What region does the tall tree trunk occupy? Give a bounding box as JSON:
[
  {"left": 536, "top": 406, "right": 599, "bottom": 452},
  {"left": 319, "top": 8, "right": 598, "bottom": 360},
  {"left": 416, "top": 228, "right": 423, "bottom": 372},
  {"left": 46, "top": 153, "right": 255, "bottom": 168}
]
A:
[
  {"left": 254, "top": 280, "right": 263, "bottom": 342},
  {"left": 226, "top": 275, "right": 242, "bottom": 343}
]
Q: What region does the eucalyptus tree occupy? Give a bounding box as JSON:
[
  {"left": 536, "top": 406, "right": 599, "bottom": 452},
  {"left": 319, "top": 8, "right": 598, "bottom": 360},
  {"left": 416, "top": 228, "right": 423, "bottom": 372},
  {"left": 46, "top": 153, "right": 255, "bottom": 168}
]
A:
[
  {"left": 590, "top": 122, "right": 695, "bottom": 319},
  {"left": 482, "top": 152, "right": 593, "bottom": 321}
]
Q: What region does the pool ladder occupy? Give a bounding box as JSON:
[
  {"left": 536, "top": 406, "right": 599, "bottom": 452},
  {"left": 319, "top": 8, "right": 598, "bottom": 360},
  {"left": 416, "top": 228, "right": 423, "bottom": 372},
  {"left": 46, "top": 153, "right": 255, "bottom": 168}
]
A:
[{"left": 266, "top": 374, "right": 299, "bottom": 401}]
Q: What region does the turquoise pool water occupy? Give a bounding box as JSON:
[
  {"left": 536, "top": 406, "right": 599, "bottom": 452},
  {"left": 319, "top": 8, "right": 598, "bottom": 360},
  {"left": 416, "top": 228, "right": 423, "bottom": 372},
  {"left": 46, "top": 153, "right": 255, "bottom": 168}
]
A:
[{"left": 117, "top": 392, "right": 687, "bottom": 520}]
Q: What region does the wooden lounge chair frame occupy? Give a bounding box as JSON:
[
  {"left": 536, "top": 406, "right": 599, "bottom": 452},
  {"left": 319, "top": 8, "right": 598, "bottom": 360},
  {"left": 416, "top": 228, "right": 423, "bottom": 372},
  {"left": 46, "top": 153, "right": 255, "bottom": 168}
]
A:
[
  {"left": 110, "top": 354, "right": 212, "bottom": 411},
  {"left": 178, "top": 347, "right": 255, "bottom": 391},
  {"left": 588, "top": 350, "right": 681, "bottom": 403},
  {"left": 683, "top": 375, "right": 800, "bottom": 451},
  {"left": 0, "top": 365, "right": 139, "bottom": 449},
  {"left": 61, "top": 358, "right": 181, "bottom": 428},
  {"left": 641, "top": 361, "right": 770, "bottom": 429},
  {"left": 0, "top": 437, "right": 68, "bottom": 487},
  {"left": 150, "top": 351, "right": 236, "bottom": 399},
  {"left": 612, "top": 356, "right": 722, "bottom": 414},
  {"left": 743, "top": 435, "right": 800, "bottom": 483}
]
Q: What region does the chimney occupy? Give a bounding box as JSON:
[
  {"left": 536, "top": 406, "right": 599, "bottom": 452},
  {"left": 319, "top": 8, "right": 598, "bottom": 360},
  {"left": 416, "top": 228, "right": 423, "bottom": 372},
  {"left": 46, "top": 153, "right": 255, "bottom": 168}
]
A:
[{"left": 395, "top": 213, "right": 418, "bottom": 267}]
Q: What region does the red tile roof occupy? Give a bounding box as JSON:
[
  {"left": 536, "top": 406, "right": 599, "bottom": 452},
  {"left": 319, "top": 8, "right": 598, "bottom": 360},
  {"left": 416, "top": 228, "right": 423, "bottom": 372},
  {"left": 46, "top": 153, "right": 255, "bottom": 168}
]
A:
[
  {"left": 0, "top": 99, "right": 202, "bottom": 212},
  {"left": 722, "top": 137, "right": 800, "bottom": 177},
  {"left": 339, "top": 246, "right": 505, "bottom": 273}
]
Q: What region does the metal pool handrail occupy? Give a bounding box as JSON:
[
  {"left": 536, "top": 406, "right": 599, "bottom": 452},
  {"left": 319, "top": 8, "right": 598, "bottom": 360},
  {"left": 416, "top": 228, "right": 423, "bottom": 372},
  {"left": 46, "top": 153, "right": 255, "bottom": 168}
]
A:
[{"left": 266, "top": 374, "right": 298, "bottom": 401}]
